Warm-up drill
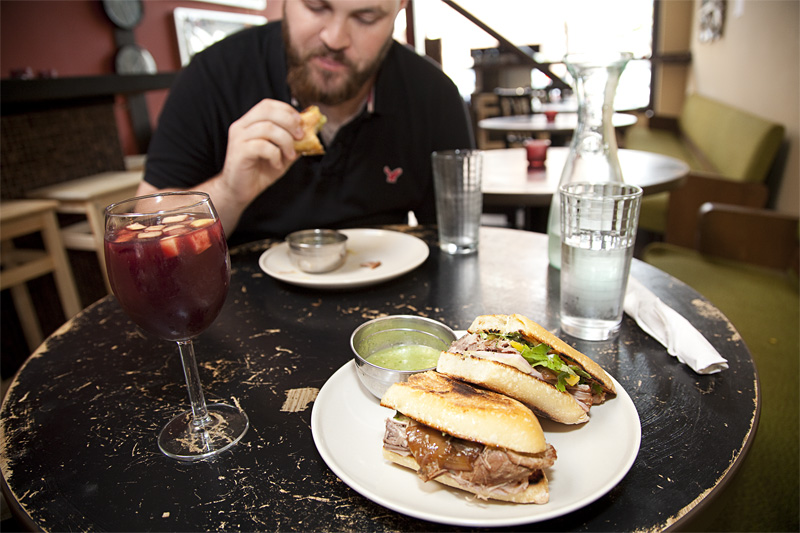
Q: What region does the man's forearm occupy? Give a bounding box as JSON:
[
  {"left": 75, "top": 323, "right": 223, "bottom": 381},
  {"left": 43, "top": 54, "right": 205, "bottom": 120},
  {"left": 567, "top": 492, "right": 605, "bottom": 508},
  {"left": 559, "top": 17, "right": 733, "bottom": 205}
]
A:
[{"left": 135, "top": 175, "right": 250, "bottom": 238}]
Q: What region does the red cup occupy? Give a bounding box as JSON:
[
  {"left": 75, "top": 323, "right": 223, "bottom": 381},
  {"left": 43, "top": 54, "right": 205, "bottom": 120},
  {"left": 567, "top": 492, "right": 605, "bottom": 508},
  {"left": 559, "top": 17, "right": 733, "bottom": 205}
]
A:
[
  {"left": 544, "top": 110, "right": 558, "bottom": 123},
  {"left": 524, "top": 139, "right": 551, "bottom": 169}
]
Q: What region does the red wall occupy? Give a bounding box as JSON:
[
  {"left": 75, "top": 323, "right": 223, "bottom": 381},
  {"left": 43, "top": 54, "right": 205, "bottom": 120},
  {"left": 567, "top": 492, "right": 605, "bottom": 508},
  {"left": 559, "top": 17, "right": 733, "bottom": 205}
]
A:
[{"left": 1, "top": 0, "right": 284, "bottom": 155}]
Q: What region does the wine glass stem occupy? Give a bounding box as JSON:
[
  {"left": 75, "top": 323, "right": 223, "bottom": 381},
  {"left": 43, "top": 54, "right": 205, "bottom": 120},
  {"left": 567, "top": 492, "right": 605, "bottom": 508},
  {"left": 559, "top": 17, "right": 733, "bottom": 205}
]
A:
[{"left": 176, "top": 340, "right": 211, "bottom": 427}]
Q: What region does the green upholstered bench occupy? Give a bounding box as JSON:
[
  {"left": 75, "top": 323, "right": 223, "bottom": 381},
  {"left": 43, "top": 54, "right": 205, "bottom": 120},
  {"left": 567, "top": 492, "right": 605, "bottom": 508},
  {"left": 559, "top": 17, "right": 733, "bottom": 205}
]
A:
[
  {"left": 642, "top": 204, "right": 799, "bottom": 532},
  {"left": 626, "top": 93, "right": 785, "bottom": 240}
]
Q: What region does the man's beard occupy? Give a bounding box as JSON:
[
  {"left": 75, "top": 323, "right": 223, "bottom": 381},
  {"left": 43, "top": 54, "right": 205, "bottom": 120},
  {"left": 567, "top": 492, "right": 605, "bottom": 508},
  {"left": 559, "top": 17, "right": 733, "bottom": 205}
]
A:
[{"left": 283, "top": 22, "right": 392, "bottom": 106}]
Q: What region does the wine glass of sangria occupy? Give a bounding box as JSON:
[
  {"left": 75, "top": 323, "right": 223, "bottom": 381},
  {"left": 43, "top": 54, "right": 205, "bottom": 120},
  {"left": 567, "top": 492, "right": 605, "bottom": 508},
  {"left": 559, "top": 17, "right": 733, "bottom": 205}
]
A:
[{"left": 104, "top": 191, "right": 248, "bottom": 461}]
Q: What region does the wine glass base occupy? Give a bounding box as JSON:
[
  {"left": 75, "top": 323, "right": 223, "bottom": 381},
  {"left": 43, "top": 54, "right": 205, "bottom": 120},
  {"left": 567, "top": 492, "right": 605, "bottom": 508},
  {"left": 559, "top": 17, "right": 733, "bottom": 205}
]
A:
[{"left": 158, "top": 403, "right": 249, "bottom": 461}]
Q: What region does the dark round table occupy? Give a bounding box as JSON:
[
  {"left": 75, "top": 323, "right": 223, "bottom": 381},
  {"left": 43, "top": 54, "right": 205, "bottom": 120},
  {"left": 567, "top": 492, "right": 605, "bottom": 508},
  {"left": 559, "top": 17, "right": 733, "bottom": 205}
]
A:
[{"left": 0, "top": 226, "right": 759, "bottom": 531}]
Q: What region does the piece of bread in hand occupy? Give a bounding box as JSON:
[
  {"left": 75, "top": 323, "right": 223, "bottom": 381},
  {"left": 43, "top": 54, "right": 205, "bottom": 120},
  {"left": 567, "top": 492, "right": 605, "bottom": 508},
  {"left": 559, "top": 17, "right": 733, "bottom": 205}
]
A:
[{"left": 294, "top": 105, "right": 327, "bottom": 156}]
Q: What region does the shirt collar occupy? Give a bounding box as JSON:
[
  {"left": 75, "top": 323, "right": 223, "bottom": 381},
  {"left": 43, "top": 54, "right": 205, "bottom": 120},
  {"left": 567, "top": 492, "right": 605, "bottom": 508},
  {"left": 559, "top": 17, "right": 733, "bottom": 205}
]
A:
[{"left": 366, "top": 85, "right": 376, "bottom": 114}]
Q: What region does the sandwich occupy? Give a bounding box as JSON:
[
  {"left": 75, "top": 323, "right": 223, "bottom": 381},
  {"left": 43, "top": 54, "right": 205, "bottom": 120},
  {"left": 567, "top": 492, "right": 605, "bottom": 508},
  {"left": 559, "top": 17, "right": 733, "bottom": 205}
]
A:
[
  {"left": 380, "top": 370, "right": 556, "bottom": 504},
  {"left": 294, "top": 105, "right": 327, "bottom": 156},
  {"left": 437, "top": 314, "right": 615, "bottom": 425}
]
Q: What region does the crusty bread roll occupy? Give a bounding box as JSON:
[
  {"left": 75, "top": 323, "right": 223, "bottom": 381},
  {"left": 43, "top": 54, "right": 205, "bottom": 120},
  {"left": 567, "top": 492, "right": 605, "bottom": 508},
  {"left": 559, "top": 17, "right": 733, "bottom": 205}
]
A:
[
  {"left": 437, "top": 350, "right": 590, "bottom": 424},
  {"left": 382, "top": 449, "right": 550, "bottom": 504},
  {"left": 469, "top": 314, "right": 615, "bottom": 393},
  {"left": 437, "top": 314, "right": 615, "bottom": 425},
  {"left": 380, "top": 371, "right": 552, "bottom": 504},
  {"left": 294, "top": 105, "right": 326, "bottom": 156},
  {"left": 380, "top": 370, "right": 546, "bottom": 454}
]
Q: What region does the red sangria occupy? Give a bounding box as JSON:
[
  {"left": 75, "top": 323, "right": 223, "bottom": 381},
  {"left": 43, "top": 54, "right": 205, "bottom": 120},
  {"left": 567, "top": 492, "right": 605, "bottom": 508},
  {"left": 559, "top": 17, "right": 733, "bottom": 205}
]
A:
[
  {"left": 105, "top": 213, "right": 229, "bottom": 341},
  {"left": 104, "top": 192, "right": 248, "bottom": 461}
]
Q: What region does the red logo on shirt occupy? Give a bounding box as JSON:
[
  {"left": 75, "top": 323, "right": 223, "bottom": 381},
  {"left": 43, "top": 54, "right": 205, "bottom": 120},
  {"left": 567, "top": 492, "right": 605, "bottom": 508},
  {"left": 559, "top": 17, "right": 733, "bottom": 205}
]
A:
[{"left": 383, "top": 166, "right": 403, "bottom": 184}]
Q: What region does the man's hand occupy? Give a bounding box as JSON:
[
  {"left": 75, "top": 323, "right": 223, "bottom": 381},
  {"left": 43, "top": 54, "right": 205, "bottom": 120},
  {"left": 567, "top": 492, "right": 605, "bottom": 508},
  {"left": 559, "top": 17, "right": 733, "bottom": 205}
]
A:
[
  {"left": 137, "top": 99, "right": 307, "bottom": 237},
  {"left": 219, "top": 99, "right": 305, "bottom": 204}
]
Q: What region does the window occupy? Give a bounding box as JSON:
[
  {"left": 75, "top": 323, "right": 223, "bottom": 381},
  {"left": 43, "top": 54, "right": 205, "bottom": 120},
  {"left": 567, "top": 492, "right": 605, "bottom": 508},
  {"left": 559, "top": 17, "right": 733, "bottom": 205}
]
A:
[{"left": 398, "top": 0, "right": 654, "bottom": 110}]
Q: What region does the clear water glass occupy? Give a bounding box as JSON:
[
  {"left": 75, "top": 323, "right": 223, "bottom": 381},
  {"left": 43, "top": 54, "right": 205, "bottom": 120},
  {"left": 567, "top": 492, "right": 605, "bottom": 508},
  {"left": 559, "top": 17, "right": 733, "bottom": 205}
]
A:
[
  {"left": 559, "top": 182, "right": 642, "bottom": 340},
  {"left": 432, "top": 149, "right": 483, "bottom": 255}
]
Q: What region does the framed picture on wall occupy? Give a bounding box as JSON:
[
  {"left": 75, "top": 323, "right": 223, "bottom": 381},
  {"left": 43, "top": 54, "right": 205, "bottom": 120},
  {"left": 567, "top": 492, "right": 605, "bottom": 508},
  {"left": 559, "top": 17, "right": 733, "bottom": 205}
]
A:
[
  {"left": 698, "top": 0, "right": 726, "bottom": 43},
  {"left": 174, "top": 7, "right": 267, "bottom": 66}
]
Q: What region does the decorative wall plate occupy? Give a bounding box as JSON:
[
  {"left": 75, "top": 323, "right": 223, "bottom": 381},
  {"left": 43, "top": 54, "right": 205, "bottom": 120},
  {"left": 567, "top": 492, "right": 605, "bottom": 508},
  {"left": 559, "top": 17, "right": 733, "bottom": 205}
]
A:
[
  {"left": 102, "top": 0, "right": 144, "bottom": 30},
  {"left": 115, "top": 45, "right": 157, "bottom": 75}
]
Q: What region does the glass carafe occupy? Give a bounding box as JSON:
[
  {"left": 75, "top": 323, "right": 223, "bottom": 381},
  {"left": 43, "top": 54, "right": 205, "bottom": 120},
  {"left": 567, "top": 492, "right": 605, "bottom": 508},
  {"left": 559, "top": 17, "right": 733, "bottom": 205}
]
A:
[{"left": 547, "top": 52, "right": 632, "bottom": 269}]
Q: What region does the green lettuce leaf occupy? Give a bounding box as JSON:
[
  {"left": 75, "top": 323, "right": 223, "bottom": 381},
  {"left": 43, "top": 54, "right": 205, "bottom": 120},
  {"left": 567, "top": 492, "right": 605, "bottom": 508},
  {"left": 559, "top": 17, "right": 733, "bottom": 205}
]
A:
[
  {"left": 487, "top": 333, "right": 583, "bottom": 392},
  {"left": 530, "top": 352, "right": 577, "bottom": 392}
]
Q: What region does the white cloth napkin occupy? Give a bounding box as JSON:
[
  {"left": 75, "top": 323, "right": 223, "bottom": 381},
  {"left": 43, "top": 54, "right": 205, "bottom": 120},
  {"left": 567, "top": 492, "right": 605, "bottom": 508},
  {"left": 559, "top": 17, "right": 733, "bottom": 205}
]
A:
[{"left": 624, "top": 277, "right": 729, "bottom": 374}]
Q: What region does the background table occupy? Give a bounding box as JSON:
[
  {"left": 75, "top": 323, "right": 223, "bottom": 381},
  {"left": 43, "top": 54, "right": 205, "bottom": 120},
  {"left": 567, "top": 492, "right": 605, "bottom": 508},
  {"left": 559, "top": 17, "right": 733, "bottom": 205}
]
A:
[
  {"left": 483, "top": 147, "right": 689, "bottom": 207},
  {"left": 481, "top": 147, "right": 689, "bottom": 230},
  {"left": 532, "top": 101, "right": 578, "bottom": 114},
  {"left": 0, "top": 227, "right": 758, "bottom": 532},
  {"left": 479, "top": 113, "right": 638, "bottom": 140}
]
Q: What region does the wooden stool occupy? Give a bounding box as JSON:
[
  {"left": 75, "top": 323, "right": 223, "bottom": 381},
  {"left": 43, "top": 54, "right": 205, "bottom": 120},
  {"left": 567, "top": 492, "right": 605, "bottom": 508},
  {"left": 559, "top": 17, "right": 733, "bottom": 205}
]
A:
[
  {"left": 1, "top": 199, "right": 82, "bottom": 352},
  {"left": 27, "top": 170, "right": 143, "bottom": 292},
  {"left": 124, "top": 154, "right": 147, "bottom": 171}
]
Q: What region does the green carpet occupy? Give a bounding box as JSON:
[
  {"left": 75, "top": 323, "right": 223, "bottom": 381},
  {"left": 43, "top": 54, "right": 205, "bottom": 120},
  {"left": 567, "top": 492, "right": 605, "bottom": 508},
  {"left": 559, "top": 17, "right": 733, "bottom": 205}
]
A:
[{"left": 643, "top": 244, "right": 799, "bottom": 532}]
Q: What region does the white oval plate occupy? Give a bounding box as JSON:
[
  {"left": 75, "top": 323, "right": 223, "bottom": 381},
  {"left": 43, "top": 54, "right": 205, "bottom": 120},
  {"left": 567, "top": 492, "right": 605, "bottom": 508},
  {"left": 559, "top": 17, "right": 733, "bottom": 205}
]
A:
[
  {"left": 258, "top": 229, "right": 429, "bottom": 289},
  {"left": 311, "top": 361, "right": 641, "bottom": 528}
]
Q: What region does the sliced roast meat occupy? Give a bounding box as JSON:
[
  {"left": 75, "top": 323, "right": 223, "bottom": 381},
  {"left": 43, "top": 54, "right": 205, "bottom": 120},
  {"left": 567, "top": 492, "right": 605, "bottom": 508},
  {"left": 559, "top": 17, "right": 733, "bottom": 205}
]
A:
[
  {"left": 448, "top": 332, "right": 608, "bottom": 406},
  {"left": 383, "top": 416, "right": 410, "bottom": 455},
  {"left": 448, "top": 332, "right": 519, "bottom": 354},
  {"left": 383, "top": 417, "right": 556, "bottom": 497}
]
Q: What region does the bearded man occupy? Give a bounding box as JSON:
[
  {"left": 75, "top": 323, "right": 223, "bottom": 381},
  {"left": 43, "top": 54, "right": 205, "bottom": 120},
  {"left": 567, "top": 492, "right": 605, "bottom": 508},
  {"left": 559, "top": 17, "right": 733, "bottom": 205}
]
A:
[{"left": 139, "top": 0, "right": 474, "bottom": 245}]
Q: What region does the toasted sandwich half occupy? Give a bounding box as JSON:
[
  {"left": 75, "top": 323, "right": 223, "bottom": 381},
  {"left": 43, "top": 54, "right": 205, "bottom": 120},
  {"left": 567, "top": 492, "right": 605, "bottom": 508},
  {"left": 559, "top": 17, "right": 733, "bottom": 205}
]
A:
[
  {"left": 437, "top": 314, "right": 616, "bottom": 425},
  {"left": 380, "top": 371, "right": 556, "bottom": 504}
]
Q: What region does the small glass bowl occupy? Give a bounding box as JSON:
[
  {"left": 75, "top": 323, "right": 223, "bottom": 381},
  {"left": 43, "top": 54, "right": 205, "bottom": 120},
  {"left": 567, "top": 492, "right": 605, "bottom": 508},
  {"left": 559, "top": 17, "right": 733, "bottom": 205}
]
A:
[
  {"left": 350, "top": 315, "right": 457, "bottom": 399},
  {"left": 286, "top": 229, "right": 348, "bottom": 273}
]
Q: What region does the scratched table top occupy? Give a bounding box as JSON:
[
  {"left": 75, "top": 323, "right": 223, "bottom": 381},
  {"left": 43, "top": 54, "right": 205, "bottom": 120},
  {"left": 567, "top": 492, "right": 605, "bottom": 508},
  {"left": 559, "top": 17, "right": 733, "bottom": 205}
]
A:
[{"left": 0, "top": 226, "right": 758, "bottom": 531}]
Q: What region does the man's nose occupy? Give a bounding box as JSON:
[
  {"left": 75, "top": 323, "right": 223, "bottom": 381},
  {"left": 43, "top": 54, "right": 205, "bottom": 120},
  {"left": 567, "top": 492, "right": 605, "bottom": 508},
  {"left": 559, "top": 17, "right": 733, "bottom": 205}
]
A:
[{"left": 320, "top": 17, "right": 350, "bottom": 51}]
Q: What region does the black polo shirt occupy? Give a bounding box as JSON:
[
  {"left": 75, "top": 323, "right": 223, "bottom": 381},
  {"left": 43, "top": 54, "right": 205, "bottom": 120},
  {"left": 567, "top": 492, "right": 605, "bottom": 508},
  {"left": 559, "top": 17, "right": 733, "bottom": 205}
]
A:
[{"left": 145, "top": 21, "right": 474, "bottom": 246}]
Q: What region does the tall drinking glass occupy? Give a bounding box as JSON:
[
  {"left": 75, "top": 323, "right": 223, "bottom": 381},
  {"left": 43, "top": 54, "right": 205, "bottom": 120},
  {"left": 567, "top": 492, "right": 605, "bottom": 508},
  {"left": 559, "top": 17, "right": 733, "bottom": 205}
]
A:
[
  {"left": 559, "top": 182, "right": 642, "bottom": 341},
  {"left": 431, "top": 149, "right": 483, "bottom": 255},
  {"left": 104, "top": 192, "right": 248, "bottom": 461}
]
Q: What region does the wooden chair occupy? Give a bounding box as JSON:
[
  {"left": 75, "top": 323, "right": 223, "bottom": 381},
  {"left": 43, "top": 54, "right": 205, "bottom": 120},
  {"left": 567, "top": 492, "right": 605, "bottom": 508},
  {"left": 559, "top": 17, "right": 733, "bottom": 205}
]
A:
[
  {"left": 494, "top": 86, "right": 534, "bottom": 116},
  {"left": 664, "top": 173, "right": 770, "bottom": 248},
  {"left": 494, "top": 87, "right": 534, "bottom": 147},
  {"left": 1, "top": 200, "right": 82, "bottom": 352},
  {"left": 26, "top": 170, "right": 143, "bottom": 292},
  {"left": 695, "top": 202, "right": 799, "bottom": 271},
  {"left": 626, "top": 94, "right": 785, "bottom": 236}
]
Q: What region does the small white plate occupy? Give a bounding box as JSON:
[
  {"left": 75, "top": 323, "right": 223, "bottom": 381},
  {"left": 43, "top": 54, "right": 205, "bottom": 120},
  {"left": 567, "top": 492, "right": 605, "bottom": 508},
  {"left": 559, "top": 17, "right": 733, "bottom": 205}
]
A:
[
  {"left": 258, "top": 229, "right": 429, "bottom": 289},
  {"left": 311, "top": 361, "right": 641, "bottom": 527}
]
